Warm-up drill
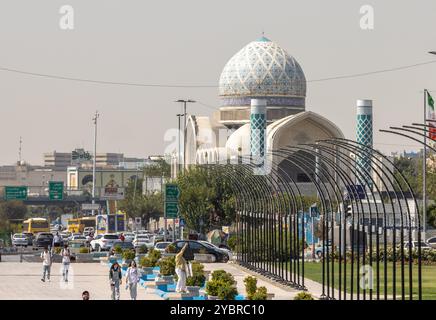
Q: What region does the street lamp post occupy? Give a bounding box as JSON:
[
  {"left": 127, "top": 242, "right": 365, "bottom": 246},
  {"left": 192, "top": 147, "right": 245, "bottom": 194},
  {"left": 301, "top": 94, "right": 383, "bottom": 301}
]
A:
[
  {"left": 175, "top": 99, "right": 196, "bottom": 171},
  {"left": 92, "top": 111, "right": 99, "bottom": 216}
]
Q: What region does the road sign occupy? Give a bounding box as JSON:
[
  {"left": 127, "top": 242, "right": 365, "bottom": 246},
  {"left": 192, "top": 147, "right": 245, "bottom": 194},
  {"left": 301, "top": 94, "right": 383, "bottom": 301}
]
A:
[
  {"left": 165, "top": 202, "right": 179, "bottom": 218},
  {"left": 49, "top": 181, "right": 64, "bottom": 200},
  {"left": 165, "top": 184, "right": 180, "bottom": 202},
  {"left": 100, "top": 187, "right": 125, "bottom": 200},
  {"left": 82, "top": 203, "right": 101, "bottom": 211},
  {"left": 4, "top": 186, "right": 28, "bottom": 200}
]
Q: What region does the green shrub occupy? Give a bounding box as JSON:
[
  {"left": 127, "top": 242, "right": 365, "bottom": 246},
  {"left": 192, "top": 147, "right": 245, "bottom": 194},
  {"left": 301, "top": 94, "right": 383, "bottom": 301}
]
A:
[
  {"left": 186, "top": 261, "right": 206, "bottom": 287},
  {"left": 122, "top": 249, "right": 136, "bottom": 261},
  {"left": 165, "top": 244, "right": 176, "bottom": 253},
  {"left": 243, "top": 276, "right": 257, "bottom": 299},
  {"left": 205, "top": 279, "right": 221, "bottom": 296},
  {"left": 217, "top": 282, "right": 238, "bottom": 300},
  {"left": 251, "top": 286, "right": 268, "bottom": 300},
  {"left": 211, "top": 270, "right": 236, "bottom": 285},
  {"left": 294, "top": 292, "right": 314, "bottom": 300},
  {"left": 148, "top": 248, "right": 162, "bottom": 265},
  {"left": 227, "top": 235, "right": 238, "bottom": 251},
  {"left": 138, "top": 245, "right": 148, "bottom": 254},
  {"left": 79, "top": 247, "right": 90, "bottom": 254},
  {"left": 157, "top": 256, "right": 176, "bottom": 276},
  {"left": 54, "top": 247, "right": 62, "bottom": 254},
  {"left": 139, "top": 256, "right": 154, "bottom": 268},
  {"left": 114, "top": 245, "right": 123, "bottom": 254}
]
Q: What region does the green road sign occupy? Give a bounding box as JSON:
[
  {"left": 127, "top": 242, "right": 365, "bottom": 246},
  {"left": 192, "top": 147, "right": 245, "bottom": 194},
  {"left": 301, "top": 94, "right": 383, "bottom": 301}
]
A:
[
  {"left": 49, "top": 181, "right": 64, "bottom": 200},
  {"left": 5, "top": 186, "right": 28, "bottom": 200},
  {"left": 165, "top": 202, "right": 179, "bottom": 218},
  {"left": 165, "top": 184, "right": 180, "bottom": 202}
]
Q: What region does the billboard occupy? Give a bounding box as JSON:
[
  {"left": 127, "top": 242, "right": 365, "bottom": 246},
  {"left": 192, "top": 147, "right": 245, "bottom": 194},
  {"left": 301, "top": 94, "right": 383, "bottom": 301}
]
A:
[{"left": 96, "top": 215, "right": 108, "bottom": 234}]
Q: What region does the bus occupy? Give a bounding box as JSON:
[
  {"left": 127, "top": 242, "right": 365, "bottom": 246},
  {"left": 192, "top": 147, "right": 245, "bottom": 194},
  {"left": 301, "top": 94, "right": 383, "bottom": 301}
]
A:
[
  {"left": 67, "top": 217, "right": 96, "bottom": 234},
  {"left": 22, "top": 218, "right": 50, "bottom": 234},
  {"left": 67, "top": 218, "right": 81, "bottom": 233}
]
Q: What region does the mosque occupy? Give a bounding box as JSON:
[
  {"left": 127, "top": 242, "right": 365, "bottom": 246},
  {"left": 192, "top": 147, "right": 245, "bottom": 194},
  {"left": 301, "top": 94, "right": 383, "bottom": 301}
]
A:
[{"left": 181, "top": 36, "right": 347, "bottom": 195}]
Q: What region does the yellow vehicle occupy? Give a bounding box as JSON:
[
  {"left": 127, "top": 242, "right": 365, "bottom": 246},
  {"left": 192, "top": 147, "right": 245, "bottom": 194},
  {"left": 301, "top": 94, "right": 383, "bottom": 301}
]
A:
[
  {"left": 22, "top": 218, "right": 50, "bottom": 234},
  {"left": 67, "top": 218, "right": 81, "bottom": 233},
  {"left": 67, "top": 217, "right": 96, "bottom": 234}
]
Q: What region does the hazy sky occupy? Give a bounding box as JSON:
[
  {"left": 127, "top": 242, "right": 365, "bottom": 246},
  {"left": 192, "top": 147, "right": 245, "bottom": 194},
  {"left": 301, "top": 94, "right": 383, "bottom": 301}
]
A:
[{"left": 1, "top": 0, "right": 436, "bottom": 165}]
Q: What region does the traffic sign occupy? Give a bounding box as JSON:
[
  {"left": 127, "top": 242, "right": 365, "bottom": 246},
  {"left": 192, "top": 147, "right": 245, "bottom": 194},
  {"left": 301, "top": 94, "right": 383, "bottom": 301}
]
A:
[
  {"left": 165, "top": 184, "right": 180, "bottom": 202},
  {"left": 4, "top": 186, "right": 28, "bottom": 200},
  {"left": 165, "top": 202, "right": 179, "bottom": 218},
  {"left": 49, "top": 181, "right": 64, "bottom": 200},
  {"left": 82, "top": 203, "right": 101, "bottom": 211}
]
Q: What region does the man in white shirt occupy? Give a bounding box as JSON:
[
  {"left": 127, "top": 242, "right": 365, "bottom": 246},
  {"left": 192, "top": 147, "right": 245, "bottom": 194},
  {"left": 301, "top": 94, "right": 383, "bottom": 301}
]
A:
[{"left": 40, "top": 247, "right": 52, "bottom": 282}]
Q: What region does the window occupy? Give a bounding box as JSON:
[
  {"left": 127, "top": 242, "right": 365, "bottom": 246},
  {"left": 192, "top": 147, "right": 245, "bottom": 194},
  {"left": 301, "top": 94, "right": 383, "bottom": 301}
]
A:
[
  {"left": 189, "top": 242, "right": 204, "bottom": 251},
  {"left": 176, "top": 241, "right": 187, "bottom": 249}
]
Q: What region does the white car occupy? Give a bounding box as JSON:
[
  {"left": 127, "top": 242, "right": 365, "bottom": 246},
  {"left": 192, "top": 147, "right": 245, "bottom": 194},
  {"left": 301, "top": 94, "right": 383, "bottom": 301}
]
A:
[
  {"left": 12, "top": 233, "right": 28, "bottom": 247},
  {"left": 154, "top": 241, "right": 171, "bottom": 253},
  {"left": 427, "top": 236, "right": 436, "bottom": 249},
  {"left": 83, "top": 227, "right": 94, "bottom": 236},
  {"left": 70, "top": 235, "right": 88, "bottom": 245},
  {"left": 90, "top": 234, "right": 119, "bottom": 251},
  {"left": 123, "top": 232, "right": 135, "bottom": 242},
  {"left": 132, "top": 234, "right": 154, "bottom": 249}
]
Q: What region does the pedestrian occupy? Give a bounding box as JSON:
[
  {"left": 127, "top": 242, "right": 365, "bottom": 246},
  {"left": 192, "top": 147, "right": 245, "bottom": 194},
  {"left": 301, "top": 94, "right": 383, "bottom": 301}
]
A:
[
  {"left": 82, "top": 290, "right": 90, "bottom": 300},
  {"left": 61, "top": 244, "right": 71, "bottom": 282},
  {"left": 53, "top": 232, "right": 62, "bottom": 248},
  {"left": 175, "top": 243, "right": 188, "bottom": 293},
  {"left": 119, "top": 233, "right": 125, "bottom": 242},
  {"left": 109, "top": 262, "right": 122, "bottom": 300},
  {"left": 125, "top": 260, "right": 141, "bottom": 300},
  {"left": 40, "top": 247, "right": 52, "bottom": 282}
]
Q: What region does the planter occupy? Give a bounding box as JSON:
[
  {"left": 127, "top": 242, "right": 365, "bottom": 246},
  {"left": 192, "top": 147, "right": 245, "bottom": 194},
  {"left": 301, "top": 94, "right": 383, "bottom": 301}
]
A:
[
  {"left": 162, "top": 275, "right": 175, "bottom": 284},
  {"left": 267, "top": 293, "right": 275, "bottom": 300},
  {"left": 207, "top": 295, "right": 219, "bottom": 300},
  {"left": 76, "top": 253, "right": 94, "bottom": 263},
  {"left": 194, "top": 253, "right": 216, "bottom": 263},
  {"left": 122, "top": 259, "right": 133, "bottom": 266},
  {"left": 140, "top": 267, "right": 154, "bottom": 275},
  {"left": 186, "top": 286, "right": 201, "bottom": 296}
]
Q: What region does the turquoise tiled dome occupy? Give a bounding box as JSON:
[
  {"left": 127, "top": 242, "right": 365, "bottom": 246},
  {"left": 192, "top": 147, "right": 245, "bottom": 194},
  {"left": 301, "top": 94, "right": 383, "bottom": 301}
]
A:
[{"left": 219, "top": 37, "right": 306, "bottom": 100}]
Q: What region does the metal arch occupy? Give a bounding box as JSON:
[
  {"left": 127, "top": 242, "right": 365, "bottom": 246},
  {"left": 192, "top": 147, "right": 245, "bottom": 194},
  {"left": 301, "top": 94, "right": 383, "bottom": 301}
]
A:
[
  {"left": 332, "top": 137, "right": 423, "bottom": 300},
  {"left": 318, "top": 139, "right": 415, "bottom": 300}
]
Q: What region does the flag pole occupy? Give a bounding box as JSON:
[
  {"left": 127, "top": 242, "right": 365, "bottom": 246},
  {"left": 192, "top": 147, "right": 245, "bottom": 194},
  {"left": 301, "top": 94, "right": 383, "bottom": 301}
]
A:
[{"left": 423, "top": 89, "right": 427, "bottom": 242}]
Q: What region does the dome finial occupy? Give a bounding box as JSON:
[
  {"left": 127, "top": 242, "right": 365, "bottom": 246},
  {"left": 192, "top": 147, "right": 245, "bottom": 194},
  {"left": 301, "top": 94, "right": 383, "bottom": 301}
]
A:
[{"left": 257, "top": 30, "right": 270, "bottom": 42}]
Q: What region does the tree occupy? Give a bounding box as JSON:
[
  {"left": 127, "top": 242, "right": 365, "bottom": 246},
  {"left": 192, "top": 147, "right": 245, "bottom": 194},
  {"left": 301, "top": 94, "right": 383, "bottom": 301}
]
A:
[
  {"left": 0, "top": 200, "right": 27, "bottom": 221},
  {"left": 427, "top": 204, "right": 436, "bottom": 228},
  {"left": 176, "top": 166, "right": 236, "bottom": 234}
]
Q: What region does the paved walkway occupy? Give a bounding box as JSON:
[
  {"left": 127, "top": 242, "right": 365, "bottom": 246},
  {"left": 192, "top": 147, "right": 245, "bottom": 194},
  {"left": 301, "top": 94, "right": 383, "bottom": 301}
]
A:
[
  {"left": 0, "top": 261, "right": 300, "bottom": 300},
  {"left": 0, "top": 262, "right": 162, "bottom": 300}
]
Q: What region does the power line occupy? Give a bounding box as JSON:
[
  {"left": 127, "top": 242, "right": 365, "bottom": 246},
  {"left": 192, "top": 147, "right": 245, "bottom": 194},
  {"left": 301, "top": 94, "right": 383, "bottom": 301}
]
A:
[{"left": 1, "top": 59, "right": 436, "bottom": 88}]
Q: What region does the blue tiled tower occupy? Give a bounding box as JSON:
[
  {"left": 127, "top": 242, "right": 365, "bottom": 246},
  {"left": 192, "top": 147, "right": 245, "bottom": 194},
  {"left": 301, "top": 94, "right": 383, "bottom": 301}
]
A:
[
  {"left": 250, "top": 99, "right": 267, "bottom": 166},
  {"left": 356, "top": 99, "right": 373, "bottom": 189}
]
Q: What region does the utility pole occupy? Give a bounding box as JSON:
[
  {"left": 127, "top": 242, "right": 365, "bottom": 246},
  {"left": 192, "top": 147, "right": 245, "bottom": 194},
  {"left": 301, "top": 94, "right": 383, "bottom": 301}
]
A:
[
  {"left": 176, "top": 114, "right": 183, "bottom": 175},
  {"left": 92, "top": 111, "right": 99, "bottom": 216},
  {"left": 175, "top": 99, "right": 196, "bottom": 171},
  {"left": 18, "top": 136, "right": 22, "bottom": 164}
]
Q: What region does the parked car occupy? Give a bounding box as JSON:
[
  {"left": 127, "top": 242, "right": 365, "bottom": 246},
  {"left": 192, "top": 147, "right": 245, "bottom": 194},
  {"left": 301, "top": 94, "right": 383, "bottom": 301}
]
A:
[
  {"left": 12, "top": 233, "right": 29, "bottom": 247},
  {"left": 90, "top": 233, "right": 119, "bottom": 252},
  {"left": 70, "top": 235, "right": 88, "bottom": 245},
  {"left": 154, "top": 241, "right": 171, "bottom": 253},
  {"left": 68, "top": 233, "right": 82, "bottom": 241},
  {"left": 123, "top": 232, "right": 135, "bottom": 242},
  {"left": 200, "top": 240, "right": 233, "bottom": 260},
  {"left": 427, "top": 236, "right": 436, "bottom": 249},
  {"left": 69, "top": 240, "right": 88, "bottom": 259},
  {"left": 132, "top": 234, "right": 154, "bottom": 249},
  {"left": 403, "top": 241, "right": 432, "bottom": 251},
  {"left": 170, "top": 240, "right": 230, "bottom": 262},
  {"left": 33, "top": 233, "right": 54, "bottom": 248},
  {"left": 89, "top": 234, "right": 103, "bottom": 251},
  {"left": 111, "top": 240, "right": 135, "bottom": 252},
  {"left": 83, "top": 227, "right": 94, "bottom": 237},
  {"left": 22, "top": 232, "right": 34, "bottom": 246}
]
